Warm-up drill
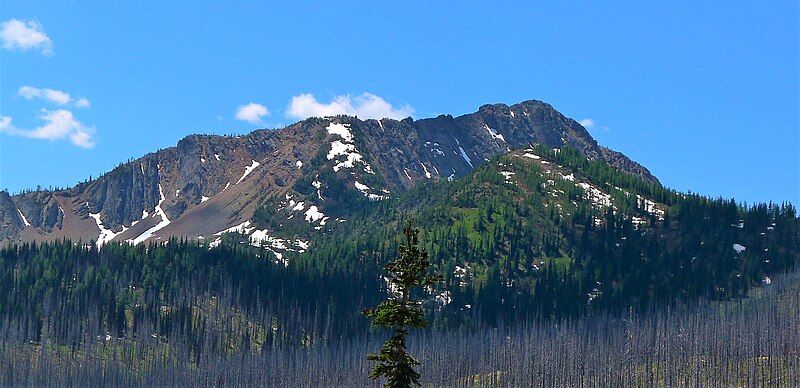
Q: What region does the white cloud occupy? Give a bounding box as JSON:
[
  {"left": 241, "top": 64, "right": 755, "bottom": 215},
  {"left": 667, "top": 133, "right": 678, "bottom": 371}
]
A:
[
  {"left": 19, "top": 86, "right": 69, "bottom": 105},
  {"left": 18, "top": 86, "right": 90, "bottom": 108},
  {"left": 579, "top": 118, "right": 610, "bottom": 132},
  {"left": 286, "top": 93, "right": 414, "bottom": 120},
  {"left": 0, "top": 116, "right": 11, "bottom": 131},
  {"left": 235, "top": 103, "right": 270, "bottom": 124},
  {"left": 1, "top": 19, "right": 53, "bottom": 55},
  {"left": 0, "top": 109, "right": 96, "bottom": 148},
  {"left": 75, "top": 98, "right": 91, "bottom": 108}
]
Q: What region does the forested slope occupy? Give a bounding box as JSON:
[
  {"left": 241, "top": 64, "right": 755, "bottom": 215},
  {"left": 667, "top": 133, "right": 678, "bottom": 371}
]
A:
[
  {"left": 283, "top": 145, "right": 798, "bottom": 325},
  {"left": 0, "top": 144, "right": 797, "bottom": 385}
]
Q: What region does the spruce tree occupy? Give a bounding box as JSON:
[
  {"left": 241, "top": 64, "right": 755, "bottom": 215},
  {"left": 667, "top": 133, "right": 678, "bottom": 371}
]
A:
[{"left": 363, "top": 222, "right": 441, "bottom": 387}]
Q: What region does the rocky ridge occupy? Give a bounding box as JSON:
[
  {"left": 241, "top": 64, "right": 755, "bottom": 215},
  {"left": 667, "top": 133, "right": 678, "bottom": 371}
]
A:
[{"left": 0, "top": 99, "right": 657, "bottom": 248}]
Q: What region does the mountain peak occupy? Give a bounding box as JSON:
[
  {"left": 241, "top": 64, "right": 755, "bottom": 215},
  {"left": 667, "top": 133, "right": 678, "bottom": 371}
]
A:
[{"left": 0, "top": 99, "right": 657, "bottom": 246}]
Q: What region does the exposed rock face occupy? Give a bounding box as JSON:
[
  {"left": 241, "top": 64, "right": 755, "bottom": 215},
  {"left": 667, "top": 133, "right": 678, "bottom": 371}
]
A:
[
  {"left": 0, "top": 192, "right": 23, "bottom": 241},
  {"left": 0, "top": 99, "right": 656, "bottom": 245}
]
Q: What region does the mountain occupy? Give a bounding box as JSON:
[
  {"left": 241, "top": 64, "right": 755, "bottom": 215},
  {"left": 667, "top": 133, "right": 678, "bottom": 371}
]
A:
[
  {"left": 1, "top": 101, "right": 797, "bottom": 385},
  {"left": 1, "top": 135, "right": 795, "bottom": 348},
  {"left": 1, "top": 99, "right": 656, "bottom": 247}
]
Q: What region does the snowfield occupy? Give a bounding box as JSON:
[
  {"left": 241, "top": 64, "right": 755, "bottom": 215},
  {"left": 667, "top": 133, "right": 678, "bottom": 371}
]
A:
[{"left": 326, "top": 122, "right": 375, "bottom": 174}]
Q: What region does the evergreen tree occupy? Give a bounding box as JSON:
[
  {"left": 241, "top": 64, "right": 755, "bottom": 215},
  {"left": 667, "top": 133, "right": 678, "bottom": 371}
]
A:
[{"left": 363, "top": 222, "right": 442, "bottom": 387}]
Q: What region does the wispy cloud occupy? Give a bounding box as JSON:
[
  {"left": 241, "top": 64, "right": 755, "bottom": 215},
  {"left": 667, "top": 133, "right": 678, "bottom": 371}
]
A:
[
  {"left": 286, "top": 93, "right": 414, "bottom": 120},
  {"left": 75, "top": 98, "right": 91, "bottom": 108},
  {"left": 579, "top": 118, "right": 595, "bottom": 129},
  {"left": 579, "top": 118, "right": 610, "bottom": 132},
  {"left": 0, "top": 109, "right": 96, "bottom": 148},
  {"left": 235, "top": 103, "right": 270, "bottom": 124},
  {"left": 1, "top": 19, "right": 53, "bottom": 55},
  {"left": 18, "top": 86, "right": 90, "bottom": 108}
]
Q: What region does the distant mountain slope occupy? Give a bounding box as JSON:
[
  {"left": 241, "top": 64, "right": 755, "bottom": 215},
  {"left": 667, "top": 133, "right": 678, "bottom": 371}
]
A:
[
  {"left": 279, "top": 144, "right": 797, "bottom": 323},
  {"left": 1, "top": 99, "right": 656, "bottom": 245}
]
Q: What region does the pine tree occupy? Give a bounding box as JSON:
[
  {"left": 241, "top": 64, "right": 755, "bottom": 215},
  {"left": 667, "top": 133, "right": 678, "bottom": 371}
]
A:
[{"left": 363, "top": 222, "right": 441, "bottom": 387}]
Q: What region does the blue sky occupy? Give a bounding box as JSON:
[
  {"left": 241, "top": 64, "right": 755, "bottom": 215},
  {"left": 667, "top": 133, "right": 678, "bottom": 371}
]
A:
[{"left": 1, "top": 2, "right": 798, "bottom": 204}]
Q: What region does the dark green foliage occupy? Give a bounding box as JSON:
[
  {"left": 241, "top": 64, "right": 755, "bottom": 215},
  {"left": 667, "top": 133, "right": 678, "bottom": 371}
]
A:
[
  {"left": 364, "top": 224, "right": 441, "bottom": 387},
  {"left": 289, "top": 147, "right": 798, "bottom": 329}
]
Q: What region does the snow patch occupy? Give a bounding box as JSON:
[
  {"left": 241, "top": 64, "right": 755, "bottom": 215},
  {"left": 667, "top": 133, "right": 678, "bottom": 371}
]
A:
[
  {"left": 327, "top": 140, "right": 369, "bottom": 172},
  {"left": 326, "top": 122, "right": 354, "bottom": 142},
  {"left": 436, "top": 290, "right": 452, "bottom": 306},
  {"left": 210, "top": 221, "right": 309, "bottom": 266},
  {"left": 325, "top": 122, "right": 376, "bottom": 174},
  {"left": 354, "top": 181, "right": 370, "bottom": 191},
  {"left": 636, "top": 195, "right": 665, "bottom": 220},
  {"left": 312, "top": 180, "right": 324, "bottom": 199},
  {"left": 304, "top": 205, "right": 325, "bottom": 223},
  {"left": 733, "top": 244, "right": 746, "bottom": 254},
  {"left": 454, "top": 265, "right": 470, "bottom": 287},
  {"left": 130, "top": 184, "right": 171, "bottom": 244},
  {"left": 89, "top": 211, "right": 123, "bottom": 247},
  {"left": 500, "top": 171, "right": 515, "bottom": 182},
  {"left": 522, "top": 153, "right": 541, "bottom": 160},
  {"left": 236, "top": 160, "right": 261, "bottom": 184},
  {"left": 328, "top": 140, "right": 356, "bottom": 160},
  {"left": 354, "top": 181, "right": 388, "bottom": 201},
  {"left": 484, "top": 124, "right": 505, "bottom": 142},
  {"left": 458, "top": 146, "right": 473, "bottom": 168},
  {"left": 16, "top": 208, "right": 31, "bottom": 227},
  {"left": 421, "top": 163, "right": 432, "bottom": 179},
  {"left": 577, "top": 182, "right": 613, "bottom": 208}
]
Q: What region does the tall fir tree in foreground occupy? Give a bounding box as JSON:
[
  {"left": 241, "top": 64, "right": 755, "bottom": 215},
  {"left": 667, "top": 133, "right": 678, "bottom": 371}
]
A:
[{"left": 364, "top": 222, "right": 442, "bottom": 387}]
